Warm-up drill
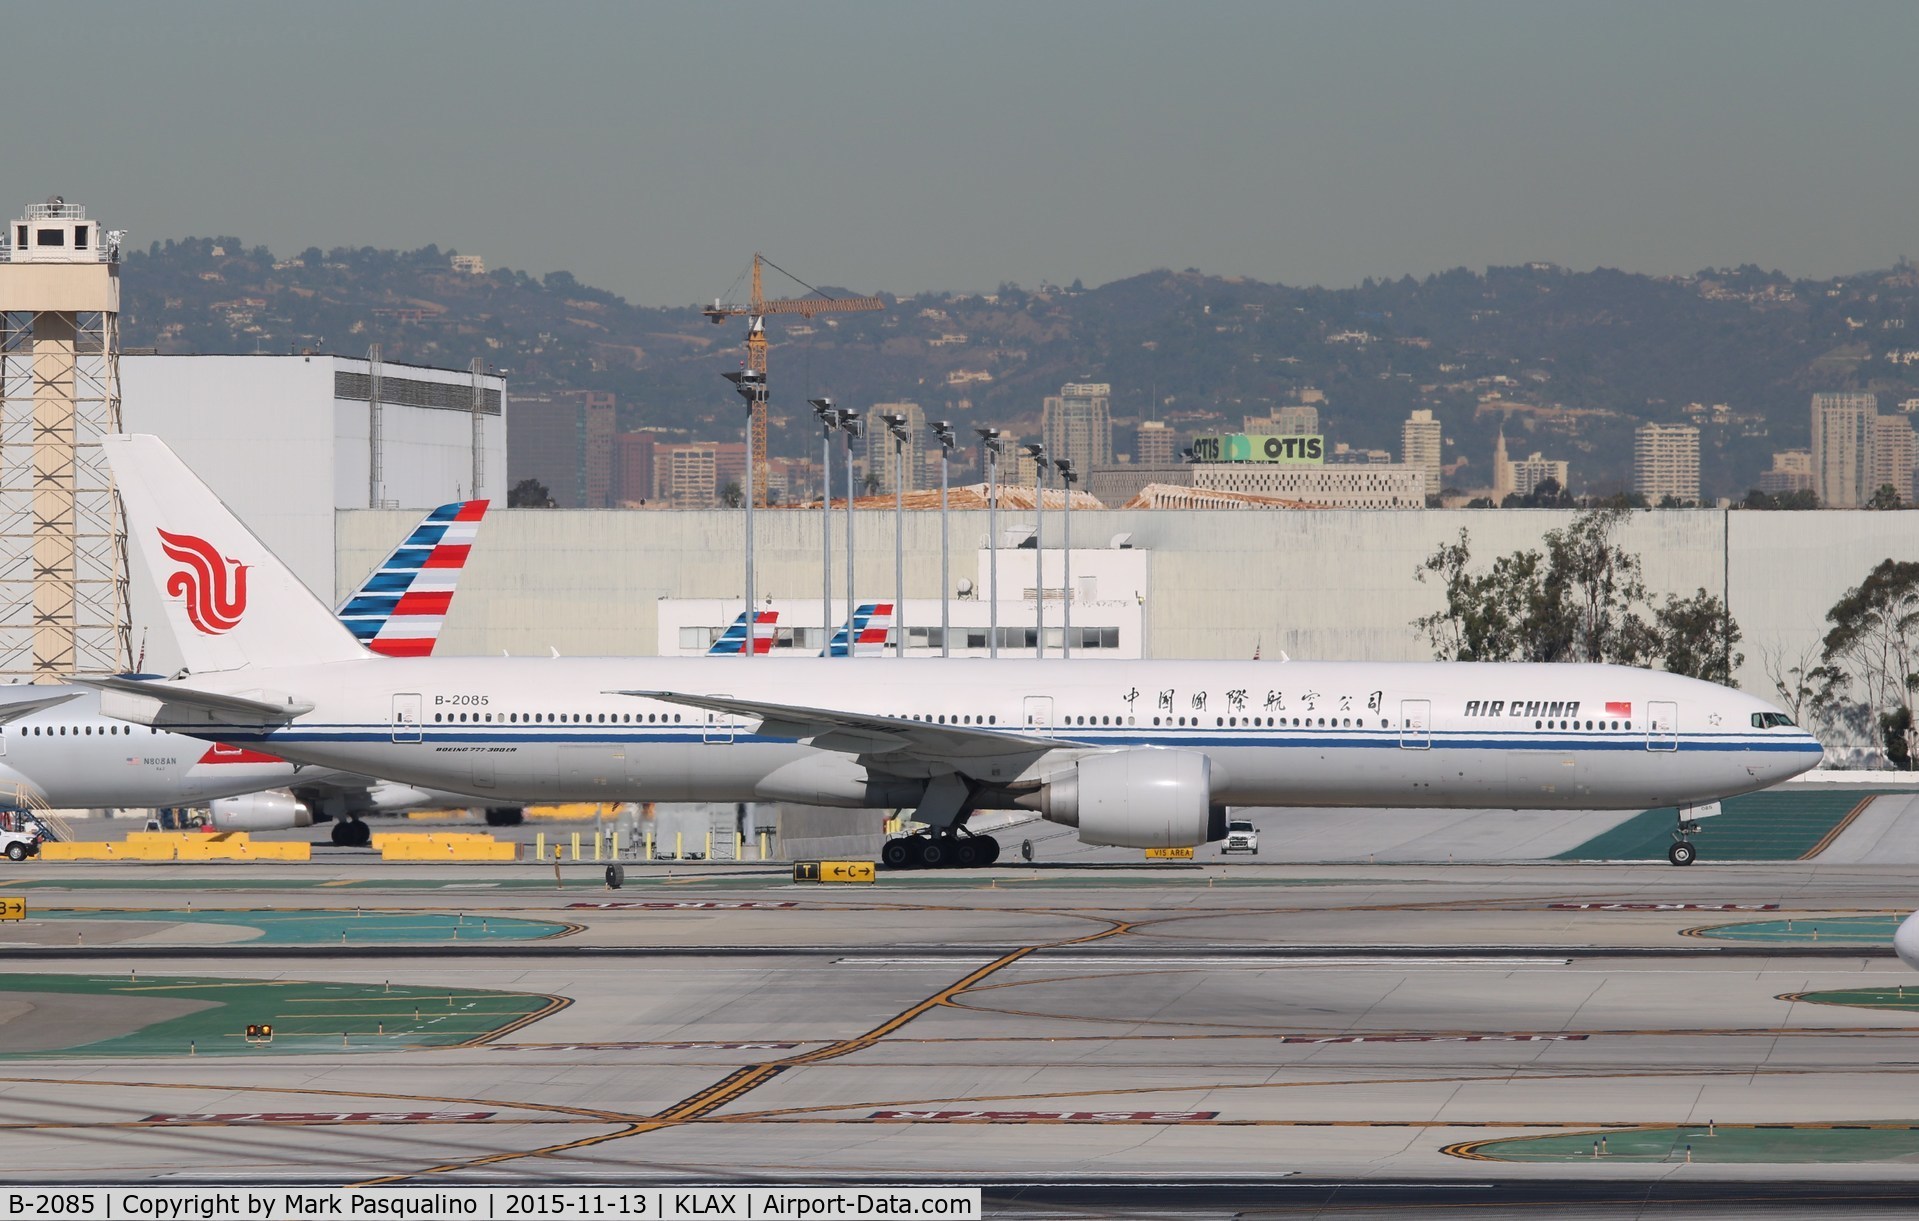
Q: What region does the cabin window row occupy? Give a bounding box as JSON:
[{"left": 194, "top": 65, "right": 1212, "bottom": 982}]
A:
[
  {"left": 4, "top": 724, "right": 140, "bottom": 736},
  {"left": 433, "top": 712, "right": 685, "bottom": 724}
]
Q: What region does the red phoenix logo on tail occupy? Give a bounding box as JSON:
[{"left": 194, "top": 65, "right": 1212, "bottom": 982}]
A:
[{"left": 158, "top": 529, "right": 249, "bottom": 635}]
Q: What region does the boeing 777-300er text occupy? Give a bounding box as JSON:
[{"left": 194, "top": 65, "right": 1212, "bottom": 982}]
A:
[
  {"left": 0, "top": 499, "right": 494, "bottom": 846},
  {"left": 91, "top": 434, "right": 1824, "bottom": 867}
]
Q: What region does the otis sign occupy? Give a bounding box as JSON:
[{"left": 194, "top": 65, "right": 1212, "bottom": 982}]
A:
[
  {"left": 1191, "top": 433, "right": 1324, "bottom": 464},
  {"left": 158, "top": 529, "right": 248, "bottom": 634}
]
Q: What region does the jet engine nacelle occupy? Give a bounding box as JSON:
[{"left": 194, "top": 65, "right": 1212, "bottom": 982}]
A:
[
  {"left": 210, "top": 789, "right": 315, "bottom": 831},
  {"left": 1032, "top": 749, "right": 1225, "bottom": 848}
]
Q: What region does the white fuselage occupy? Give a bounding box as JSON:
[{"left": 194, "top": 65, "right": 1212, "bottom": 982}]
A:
[
  {"left": 0, "top": 687, "right": 296, "bottom": 808},
  {"left": 112, "top": 656, "right": 1823, "bottom": 812}
]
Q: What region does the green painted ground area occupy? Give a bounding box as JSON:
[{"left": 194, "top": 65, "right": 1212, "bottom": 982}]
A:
[
  {"left": 32, "top": 908, "right": 569, "bottom": 944},
  {"left": 1555, "top": 792, "right": 1866, "bottom": 861},
  {"left": 1788, "top": 987, "right": 1919, "bottom": 1013},
  {"left": 1692, "top": 915, "right": 1899, "bottom": 944},
  {"left": 1460, "top": 1124, "right": 1919, "bottom": 1163},
  {"left": 0, "top": 972, "right": 560, "bottom": 1058}
]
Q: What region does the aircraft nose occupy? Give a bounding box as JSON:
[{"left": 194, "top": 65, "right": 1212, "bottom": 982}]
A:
[{"left": 1896, "top": 910, "right": 1919, "bottom": 973}]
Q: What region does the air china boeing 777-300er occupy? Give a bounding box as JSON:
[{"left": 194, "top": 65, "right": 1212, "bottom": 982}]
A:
[{"left": 89, "top": 434, "right": 1824, "bottom": 867}]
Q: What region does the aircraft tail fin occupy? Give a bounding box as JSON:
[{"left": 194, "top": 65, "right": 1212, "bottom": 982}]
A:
[
  {"left": 823, "top": 602, "right": 893, "bottom": 657},
  {"left": 336, "top": 499, "right": 489, "bottom": 657},
  {"left": 103, "top": 434, "right": 369, "bottom": 673},
  {"left": 707, "top": 609, "right": 777, "bottom": 655}
]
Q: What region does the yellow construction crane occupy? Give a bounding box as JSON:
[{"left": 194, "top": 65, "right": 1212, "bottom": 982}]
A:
[{"left": 706, "top": 253, "right": 884, "bottom": 506}]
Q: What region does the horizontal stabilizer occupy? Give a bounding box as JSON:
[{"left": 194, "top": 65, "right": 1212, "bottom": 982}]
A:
[{"left": 0, "top": 691, "right": 82, "bottom": 725}]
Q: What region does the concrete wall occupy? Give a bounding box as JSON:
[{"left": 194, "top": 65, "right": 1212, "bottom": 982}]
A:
[{"left": 335, "top": 505, "right": 1919, "bottom": 721}]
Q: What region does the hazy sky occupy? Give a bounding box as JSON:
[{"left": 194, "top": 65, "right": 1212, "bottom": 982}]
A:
[{"left": 8, "top": 1, "right": 1917, "bottom": 306}]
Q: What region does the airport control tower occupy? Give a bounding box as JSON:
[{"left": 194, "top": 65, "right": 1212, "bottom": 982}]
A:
[{"left": 0, "top": 198, "right": 130, "bottom": 680}]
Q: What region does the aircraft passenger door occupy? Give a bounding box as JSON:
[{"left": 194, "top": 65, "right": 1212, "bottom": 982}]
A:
[
  {"left": 703, "top": 695, "right": 735, "bottom": 745},
  {"left": 392, "top": 693, "right": 423, "bottom": 744},
  {"left": 1647, "top": 701, "right": 1678, "bottom": 752},
  {"left": 1399, "top": 699, "right": 1431, "bottom": 749},
  {"left": 1022, "top": 696, "right": 1054, "bottom": 732}
]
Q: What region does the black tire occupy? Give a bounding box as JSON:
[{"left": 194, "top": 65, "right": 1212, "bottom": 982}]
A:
[
  {"left": 5, "top": 842, "right": 25, "bottom": 861},
  {"left": 953, "top": 839, "right": 983, "bottom": 868},
  {"left": 604, "top": 864, "right": 625, "bottom": 889},
  {"left": 345, "top": 820, "right": 373, "bottom": 849},
  {"left": 881, "top": 838, "right": 917, "bottom": 870},
  {"left": 919, "top": 837, "right": 949, "bottom": 869},
  {"left": 485, "top": 807, "right": 525, "bottom": 827},
  {"left": 329, "top": 821, "right": 354, "bottom": 846},
  {"left": 977, "top": 835, "right": 1001, "bottom": 865},
  {"left": 1668, "top": 841, "right": 1696, "bottom": 867}
]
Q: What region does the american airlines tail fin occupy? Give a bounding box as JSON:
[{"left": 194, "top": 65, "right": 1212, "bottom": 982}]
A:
[
  {"left": 336, "top": 499, "right": 489, "bottom": 656},
  {"left": 707, "top": 609, "right": 778, "bottom": 655},
  {"left": 103, "top": 434, "right": 370, "bottom": 673},
  {"left": 823, "top": 602, "right": 893, "bottom": 657}
]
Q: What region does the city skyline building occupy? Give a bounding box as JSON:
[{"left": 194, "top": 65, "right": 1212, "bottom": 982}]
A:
[
  {"left": 1042, "top": 382, "right": 1114, "bottom": 473},
  {"left": 1757, "top": 449, "right": 1815, "bottom": 497},
  {"left": 1245, "top": 405, "right": 1319, "bottom": 436},
  {"left": 1509, "top": 451, "right": 1571, "bottom": 498},
  {"left": 1873, "top": 413, "right": 1917, "bottom": 502},
  {"left": 1135, "top": 419, "right": 1176, "bottom": 467},
  {"left": 506, "top": 390, "right": 615, "bottom": 508},
  {"left": 1633, "top": 422, "right": 1701, "bottom": 503},
  {"left": 863, "top": 400, "right": 927, "bottom": 492},
  {"left": 653, "top": 442, "right": 719, "bottom": 508},
  {"left": 1811, "top": 391, "right": 1877, "bottom": 508},
  {"left": 613, "top": 429, "right": 657, "bottom": 505},
  {"left": 1400, "top": 408, "right": 1442, "bottom": 499}
]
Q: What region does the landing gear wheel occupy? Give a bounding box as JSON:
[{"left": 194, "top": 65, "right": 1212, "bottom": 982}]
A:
[
  {"left": 977, "top": 835, "right": 1001, "bottom": 866},
  {"left": 330, "top": 819, "right": 372, "bottom": 849},
  {"left": 881, "top": 838, "right": 918, "bottom": 870},
  {"left": 953, "top": 838, "right": 983, "bottom": 868},
  {"left": 484, "top": 807, "right": 525, "bottom": 827},
  {"left": 919, "top": 837, "right": 949, "bottom": 869},
  {"left": 330, "top": 821, "right": 353, "bottom": 847},
  {"left": 1668, "top": 841, "right": 1696, "bottom": 867}
]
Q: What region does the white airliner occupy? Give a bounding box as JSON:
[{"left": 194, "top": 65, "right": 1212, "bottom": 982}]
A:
[
  {"left": 90, "top": 435, "right": 1823, "bottom": 868},
  {"left": 0, "top": 499, "right": 495, "bottom": 845}
]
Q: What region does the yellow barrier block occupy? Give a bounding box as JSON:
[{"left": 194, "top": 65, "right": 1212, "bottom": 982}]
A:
[
  {"left": 39, "top": 843, "right": 115, "bottom": 861},
  {"left": 245, "top": 842, "right": 311, "bottom": 861},
  {"left": 524, "top": 803, "right": 617, "bottom": 821}
]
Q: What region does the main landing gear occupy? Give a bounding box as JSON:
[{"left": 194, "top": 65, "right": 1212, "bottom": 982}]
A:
[
  {"left": 1669, "top": 817, "right": 1703, "bottom": 867},
  {"left": 881, "top": 830, "right": 1001, "bottom": 870},
  {"left": 329, "top": 818, "right": 372, "bottom": 848}
]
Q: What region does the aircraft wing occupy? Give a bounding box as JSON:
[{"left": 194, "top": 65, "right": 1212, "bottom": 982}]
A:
[
  {"left": 612, "top": 689, "right": 1077, "bottom": 765},
  {"left": 74, "top": 675, "right": 313, "bottom": 728},
  {"left": 0, "top": 691, "right": 81, "bottom": 724}
]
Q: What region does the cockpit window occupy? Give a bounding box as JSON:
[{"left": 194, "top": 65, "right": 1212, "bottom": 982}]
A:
[{"left": 1751, "top": 712, "right": 1796, "bottom": 728}]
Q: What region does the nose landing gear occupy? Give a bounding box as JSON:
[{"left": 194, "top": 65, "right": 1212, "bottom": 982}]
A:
[{"left": 1669, "top": 816, "right": 1702, "bottom": 867}]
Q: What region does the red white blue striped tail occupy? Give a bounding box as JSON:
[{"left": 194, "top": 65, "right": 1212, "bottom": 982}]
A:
[
  {"left": 708, "top": 610, "right": 779, "bottom": 655},
  {"left": 824, "top": 602, "right": 893, "bottom": 657},
  {"left": 336, "top": 500, "right": 488, "bottom": 657}
]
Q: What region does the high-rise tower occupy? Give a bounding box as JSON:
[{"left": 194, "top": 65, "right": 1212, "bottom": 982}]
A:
[{"left": 0, "top": 198, "right": 128, "bottom": 680}]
